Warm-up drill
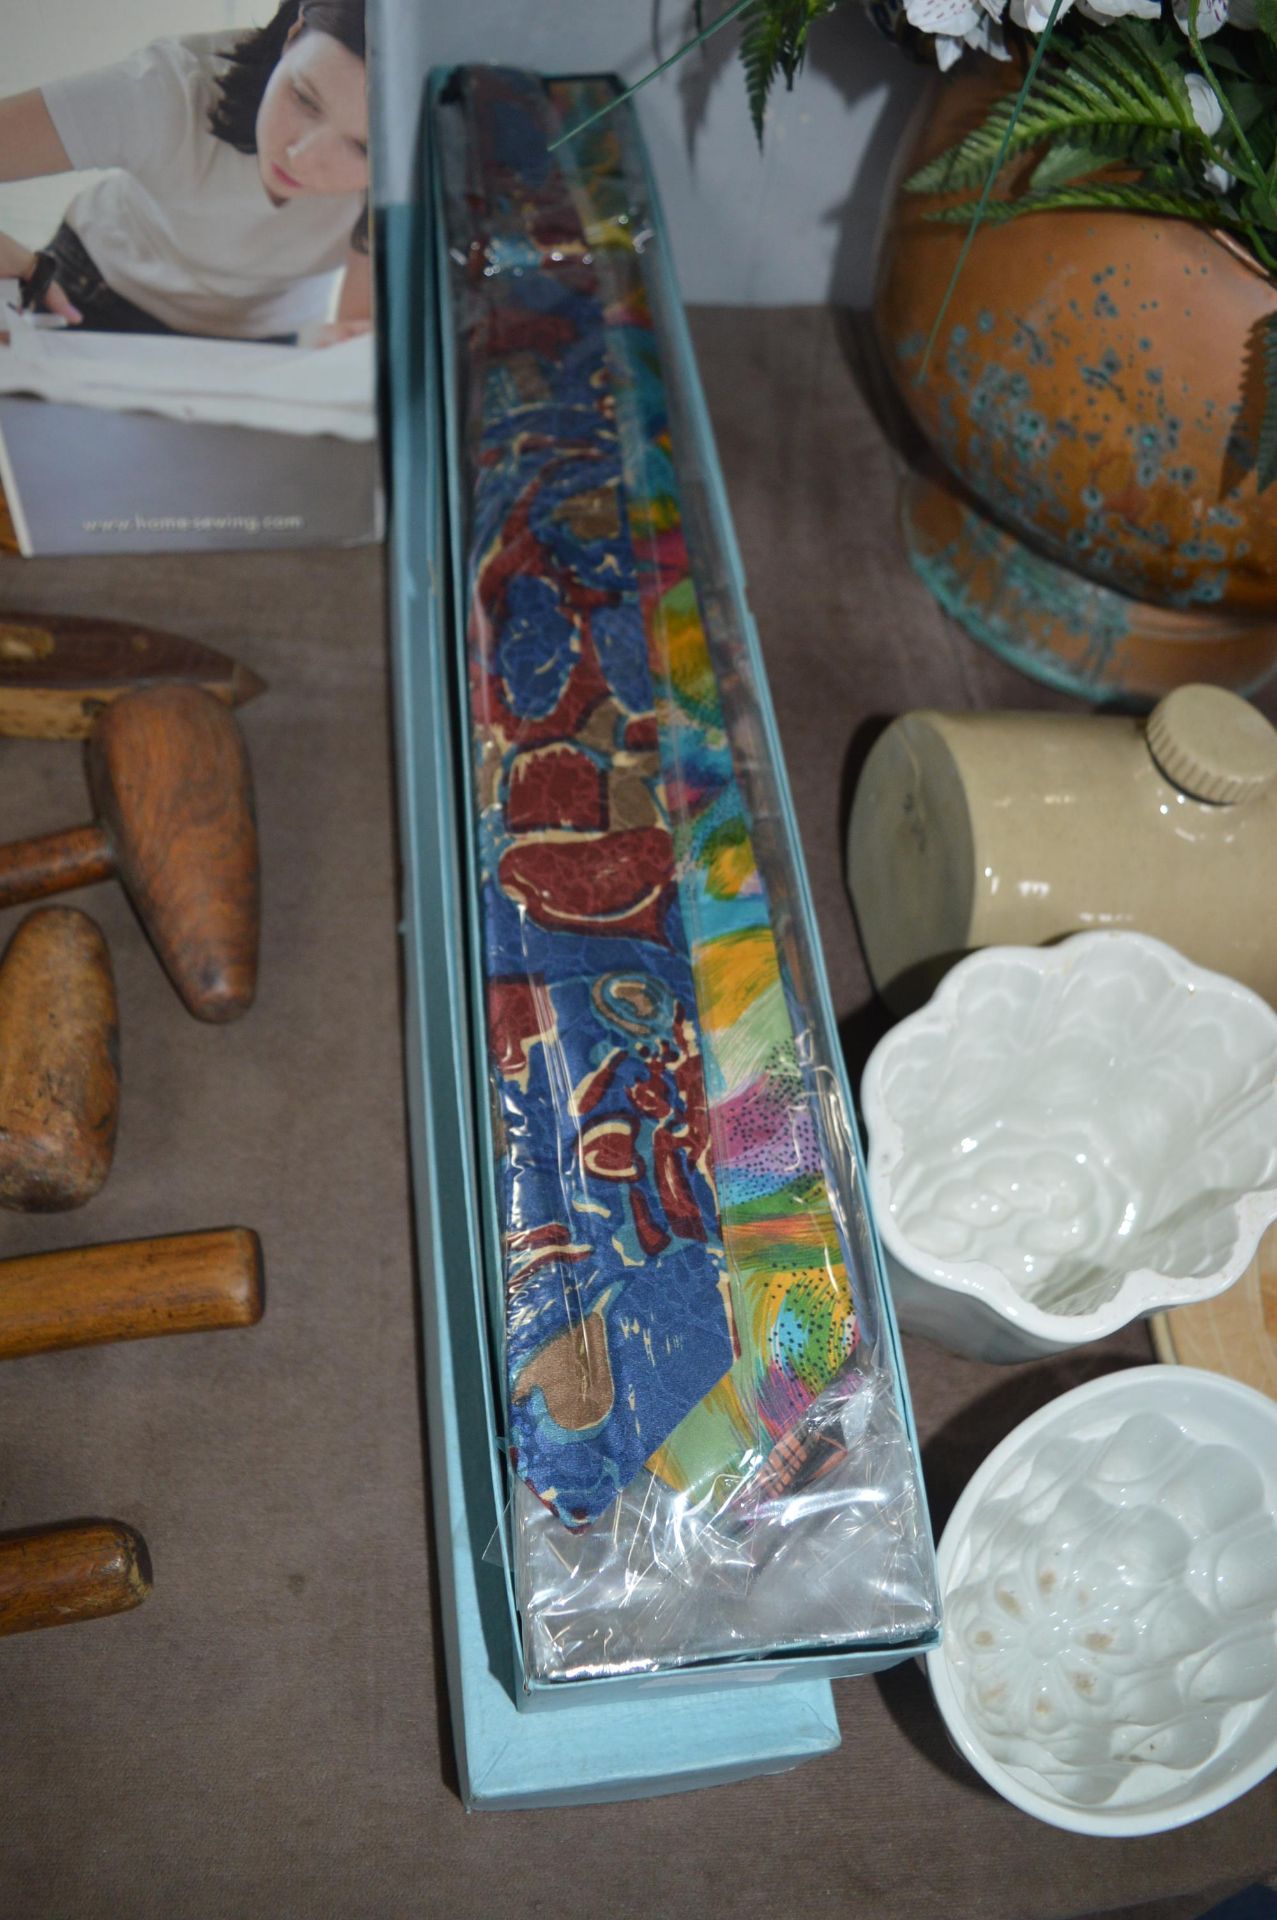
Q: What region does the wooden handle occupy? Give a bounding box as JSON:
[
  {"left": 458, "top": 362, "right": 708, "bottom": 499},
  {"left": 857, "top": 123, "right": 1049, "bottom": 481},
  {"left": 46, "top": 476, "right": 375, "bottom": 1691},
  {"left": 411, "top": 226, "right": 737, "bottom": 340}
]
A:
[
  {"left": 0, "top": 823, "right": 115, "bottom": 911},
  {"left": 0, "top": 1521, "right": 150, "bottom": 1636},
  {"left": 0, "top": 907, "right": 119, "bottom": 1212},
  {"left": 0, "top": 1228, "right": 263, "bottom": 1360},
  {"left": 1150, "top": 1222, "right": 1277, "bottom": 1399},
  {"left": 0, "top": 609, "right": 266, "bottom": 740},
  {"left": 87, "top": 686, "right": 260, "bottom": 1022}
]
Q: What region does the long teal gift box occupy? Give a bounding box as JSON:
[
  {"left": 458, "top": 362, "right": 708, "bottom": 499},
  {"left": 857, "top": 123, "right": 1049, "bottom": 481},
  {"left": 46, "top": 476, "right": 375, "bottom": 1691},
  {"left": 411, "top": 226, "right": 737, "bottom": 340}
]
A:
[
  {"left": 382, "top": 69, "right": 939, "bottom": 1798},
  {"left": 382, "top": 157, "right": 845, "bottom": 1813}
]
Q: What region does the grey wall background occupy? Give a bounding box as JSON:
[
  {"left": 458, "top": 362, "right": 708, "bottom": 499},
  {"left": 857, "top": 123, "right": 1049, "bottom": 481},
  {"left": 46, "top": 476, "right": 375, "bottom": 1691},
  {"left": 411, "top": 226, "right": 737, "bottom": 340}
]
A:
[{"left": 368, "top": 1, "right": 933, "bottom": 306}]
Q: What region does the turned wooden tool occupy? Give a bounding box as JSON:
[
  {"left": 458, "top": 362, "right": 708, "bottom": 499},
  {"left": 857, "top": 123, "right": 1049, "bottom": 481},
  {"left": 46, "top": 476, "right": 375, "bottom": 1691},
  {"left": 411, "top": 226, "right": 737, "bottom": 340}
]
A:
[
  {"left": 0, "top": 1520, "right": 151, "bottom": 1636},
  {"left": 0, "top": 906, "right": 119, "bottom": 1212},
  {"left": 0, "top": 684, "right": 259, "bottom": 1020},
  {"left": 0, "top": 1227, "right": 263, "bottom": 1360},
  {"left": 0, "top": 608, "right": 265, "bottom": 739}
]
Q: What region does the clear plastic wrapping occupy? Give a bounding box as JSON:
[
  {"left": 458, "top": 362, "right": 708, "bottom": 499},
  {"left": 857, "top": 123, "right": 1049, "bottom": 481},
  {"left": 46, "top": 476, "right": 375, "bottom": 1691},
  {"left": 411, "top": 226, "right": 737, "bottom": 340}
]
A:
[{"left": 436, "top": 66, "right": 939, "bottom": 1683}]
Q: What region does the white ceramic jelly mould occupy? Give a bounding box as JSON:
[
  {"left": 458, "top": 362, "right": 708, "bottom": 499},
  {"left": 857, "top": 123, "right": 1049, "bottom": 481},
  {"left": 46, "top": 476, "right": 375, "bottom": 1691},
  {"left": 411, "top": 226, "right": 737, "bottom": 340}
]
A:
[
  {"left": 861, "top": 931, "right": 1277, "bottom": 1362},
  {"left": 927, "top": 1366, "right": 1277, "bottom": 1835}
]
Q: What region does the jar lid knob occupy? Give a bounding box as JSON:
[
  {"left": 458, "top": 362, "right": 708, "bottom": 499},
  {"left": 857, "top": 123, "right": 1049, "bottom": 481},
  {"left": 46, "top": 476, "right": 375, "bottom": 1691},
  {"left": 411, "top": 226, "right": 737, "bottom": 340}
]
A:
[{"left": 1145, "top": 685, "right": 1277, "bottom": 805}]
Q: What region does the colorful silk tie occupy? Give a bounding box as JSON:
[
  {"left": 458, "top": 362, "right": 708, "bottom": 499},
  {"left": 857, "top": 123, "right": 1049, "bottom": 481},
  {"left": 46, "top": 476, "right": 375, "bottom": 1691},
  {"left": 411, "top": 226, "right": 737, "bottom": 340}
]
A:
[
  {"left": 450, "top": 69, "right": 737, "bottom": 1528},
  {"left": 448, "top": 68, "right": 860, "bottom": 1524},
  {"left": 544, "top": 80, "right": 860, "bottom": 1499}
]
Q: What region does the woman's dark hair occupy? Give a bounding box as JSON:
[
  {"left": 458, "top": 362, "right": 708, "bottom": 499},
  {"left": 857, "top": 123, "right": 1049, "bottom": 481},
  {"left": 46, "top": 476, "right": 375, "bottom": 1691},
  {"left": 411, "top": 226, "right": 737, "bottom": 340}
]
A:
[{"left": 209, "top": 0, "right": 368, "bottom": 249}]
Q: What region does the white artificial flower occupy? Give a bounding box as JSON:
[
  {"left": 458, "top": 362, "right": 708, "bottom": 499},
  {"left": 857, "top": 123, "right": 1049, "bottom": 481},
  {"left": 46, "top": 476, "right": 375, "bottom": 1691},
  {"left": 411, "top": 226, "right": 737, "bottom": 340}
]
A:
[
  {"left": 1077, "top": 0, "right": 1161, "bottom": 22},
  {"left": 906, "top": 0, "right": 985, "bottom": 37},
  {"left": 972, "top": 14, "right": 1013, "bottom": 49},
  {"left": 1172, "top": 0, "right": 1230, "bottom": 35},
  {"left": 1007, "top": 0, "right": 1075, "bottom": 31},
  {"left": 1185, "top": 70, "right": 1225, "bottom": 134},
  {"left": 1184, "top": 71, "right": 1235, "bottom": 190},
  {"left": 935, "top": 14, "right": 1012, "bottom": 60}
]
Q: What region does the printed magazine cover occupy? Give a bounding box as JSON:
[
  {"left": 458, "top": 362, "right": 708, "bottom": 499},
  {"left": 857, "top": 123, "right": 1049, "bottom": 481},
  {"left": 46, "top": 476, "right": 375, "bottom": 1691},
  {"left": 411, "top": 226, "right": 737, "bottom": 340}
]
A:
[{"left": 0, "top": 0, "right": 380, "bottom": 555}]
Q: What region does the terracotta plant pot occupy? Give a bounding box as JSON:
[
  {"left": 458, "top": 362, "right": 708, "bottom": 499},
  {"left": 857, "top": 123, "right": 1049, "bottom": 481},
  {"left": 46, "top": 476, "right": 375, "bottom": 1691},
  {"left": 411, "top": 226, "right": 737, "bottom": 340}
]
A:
[{"left": 874, "top": 58, "right": 1277, "bottom": 701}]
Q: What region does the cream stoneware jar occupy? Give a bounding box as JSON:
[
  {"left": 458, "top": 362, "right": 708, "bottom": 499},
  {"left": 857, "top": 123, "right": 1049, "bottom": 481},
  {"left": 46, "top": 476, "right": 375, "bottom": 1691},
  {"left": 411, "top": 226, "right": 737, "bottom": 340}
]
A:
[{"left": 849, "top": 686, "right": 1277, "bottom": 1015}]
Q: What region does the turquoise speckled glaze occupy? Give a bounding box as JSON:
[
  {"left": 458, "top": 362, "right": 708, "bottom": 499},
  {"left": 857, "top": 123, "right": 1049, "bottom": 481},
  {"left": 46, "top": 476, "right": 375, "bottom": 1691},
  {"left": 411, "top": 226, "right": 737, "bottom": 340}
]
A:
[{"left": 874, "top": 65, "right": 1277, "bottom": 699}]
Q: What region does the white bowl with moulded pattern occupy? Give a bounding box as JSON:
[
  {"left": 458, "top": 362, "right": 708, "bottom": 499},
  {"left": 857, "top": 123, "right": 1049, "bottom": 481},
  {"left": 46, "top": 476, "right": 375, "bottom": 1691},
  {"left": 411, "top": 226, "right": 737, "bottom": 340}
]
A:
[
  {"left": 926, "top": 1366, "right": 1277, "bottom": 1834},
  {"left": 860, "top": 931, "right": 1277, "bottom": 1363}
]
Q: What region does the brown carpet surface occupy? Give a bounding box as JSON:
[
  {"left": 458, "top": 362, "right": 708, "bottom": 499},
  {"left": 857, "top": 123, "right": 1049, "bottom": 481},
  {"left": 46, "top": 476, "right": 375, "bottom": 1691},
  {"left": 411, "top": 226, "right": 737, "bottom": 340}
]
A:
[{"left": 0, "top": 306, "right": 1271, "bottom": 1919}]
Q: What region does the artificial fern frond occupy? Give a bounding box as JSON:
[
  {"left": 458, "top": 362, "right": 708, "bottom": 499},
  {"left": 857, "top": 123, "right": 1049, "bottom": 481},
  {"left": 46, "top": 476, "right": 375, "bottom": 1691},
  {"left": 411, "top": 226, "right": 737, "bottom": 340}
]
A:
[
  {"left": 739, "top": 0, "right": 833, "bottom": 142},
  {"left": 924, "top": 179, "right": 1252, "bottom": 229},
  {"left": 1028, "top": 125, "right": 1181, "bottom": 190},
  {"left": 906, "top": 21, "right": 1196, "bottom": 194},
  {"left": 1259, "top": 313, "right": 1277, "bottom": 492},
  {"left": 740, "top": 2, "right": 786, "bottom": 139},
  {"left": 1112, "top": 20, "right": 1194, "bottom": 120}
]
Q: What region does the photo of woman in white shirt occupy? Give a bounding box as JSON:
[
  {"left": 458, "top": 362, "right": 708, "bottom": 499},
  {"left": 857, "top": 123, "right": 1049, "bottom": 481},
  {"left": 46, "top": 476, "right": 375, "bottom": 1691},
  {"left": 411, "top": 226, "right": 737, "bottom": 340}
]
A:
[{"left": 0, "top": 0, "right": 369, "bottom": 343}]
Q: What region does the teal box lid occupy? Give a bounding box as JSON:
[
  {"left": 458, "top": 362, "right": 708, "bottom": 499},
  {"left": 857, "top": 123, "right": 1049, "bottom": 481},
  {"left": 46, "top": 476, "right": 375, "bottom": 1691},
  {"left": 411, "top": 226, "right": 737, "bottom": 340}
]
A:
[{"left": 382, "top": 189, "right": 843, "bottom": 1806}]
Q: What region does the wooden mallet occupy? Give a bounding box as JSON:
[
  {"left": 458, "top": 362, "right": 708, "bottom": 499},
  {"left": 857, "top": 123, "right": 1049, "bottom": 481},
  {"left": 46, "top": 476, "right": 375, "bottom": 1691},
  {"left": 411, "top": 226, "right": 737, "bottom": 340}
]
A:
[
  {"left": 0, "top": 905, "right": 119, "bottom": 1212},
  {"left": 0, "top": 608, "right": 265, "bottom": 739},
  {"left": 0, "top": 1521, "right": 151, "bottom": 1637},
  {"left": 0, "top": 1226, "right": 263, "bottom": 1634},
  {"left": 0, "top": 684, "right": 259, "bottom": 1021},
  {"left": 0, "top": 1226, "right": 263, "bottom": 1360}
]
